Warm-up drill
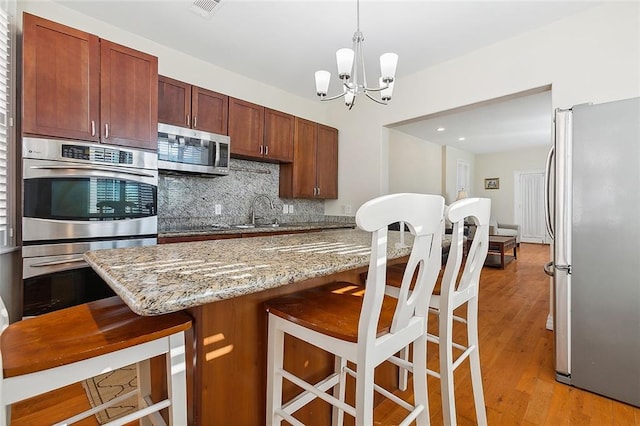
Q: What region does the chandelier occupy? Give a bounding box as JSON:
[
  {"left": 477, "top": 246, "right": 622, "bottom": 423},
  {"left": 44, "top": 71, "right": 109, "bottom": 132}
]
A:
[{"left": 314, "top": 0, "right": 398, "bottom": 110}]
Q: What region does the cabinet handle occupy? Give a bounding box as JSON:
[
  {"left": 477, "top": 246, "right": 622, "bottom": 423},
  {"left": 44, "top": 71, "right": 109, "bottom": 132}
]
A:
[
  {"left": 91, "top": 120, "right": 96, "bottom": 137},
  {"left": 259, "top": 145, "right": 263, "bottom": 155},
  {"left": 193, "top": 116, "right": 197, "bottom": 128},
  {"left": 104, "top": 123, "right": 109, "bottom": 139},
  {"left": 186, "top": 114, "right": 190, "bottom": 127},
  {"left": 317, "top": 187, "right": 321, "bottom": 196},
  {"left": 264, "top": 145, "right": 269, "bottom": 156}
]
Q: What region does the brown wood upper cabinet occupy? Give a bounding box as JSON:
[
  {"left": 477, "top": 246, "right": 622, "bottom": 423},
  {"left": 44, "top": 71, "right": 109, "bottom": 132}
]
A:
[
  {"left": 229, "top": 99, "right": 294, "bottom": 162},
  {"left": 22, "top": 13, "right": 158, "bottom": 150},
  {"left": 264, "top": 108, "right": 294, "bottom": 162},
  {"left": 158, "top": 75, "right": 228, "bottom": 135},
  {"left": 228, "top": 97, "right": 265, "bottom": 160},
  {"left": 279, "top": 118, "right": 338, "bottom": 199}
]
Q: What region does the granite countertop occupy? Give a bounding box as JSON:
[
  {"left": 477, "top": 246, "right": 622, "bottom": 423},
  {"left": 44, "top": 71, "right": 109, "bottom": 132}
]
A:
[
  {"left": 158, "top": 221, "right": 355, "bottom": 238},
  {"left": 84, "top": 229, "right": 413, "bottom": 316}
]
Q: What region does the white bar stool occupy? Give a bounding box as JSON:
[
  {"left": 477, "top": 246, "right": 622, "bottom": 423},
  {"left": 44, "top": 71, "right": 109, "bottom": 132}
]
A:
[
  {"left": 0, "top": 295, "right": 192, "bottom": 426},
  {"left": 389, "top": 198, "right": 491, "bottom": 425},
  {"left": 265, "top": 193, "right": 445, "bottom": 425},
  {"left": 429, "top": 198, "right": 490, "bottom": 426}
]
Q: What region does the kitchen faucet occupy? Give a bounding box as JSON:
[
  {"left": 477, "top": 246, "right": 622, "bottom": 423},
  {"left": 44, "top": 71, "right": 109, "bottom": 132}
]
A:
[{"left": 251, "top": 194, "right": 275, "bottom": 225}]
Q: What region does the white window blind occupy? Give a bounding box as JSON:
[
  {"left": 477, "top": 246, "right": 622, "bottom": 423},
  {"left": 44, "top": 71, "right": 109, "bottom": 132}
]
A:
[{"left": 0, "top": 6, "right": 11, "bottom": 248}]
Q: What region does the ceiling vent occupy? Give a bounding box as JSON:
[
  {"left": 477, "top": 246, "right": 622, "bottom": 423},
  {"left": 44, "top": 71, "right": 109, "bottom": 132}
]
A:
[{"left": 190, "top": 0, "right": 222, "bottom": 19}]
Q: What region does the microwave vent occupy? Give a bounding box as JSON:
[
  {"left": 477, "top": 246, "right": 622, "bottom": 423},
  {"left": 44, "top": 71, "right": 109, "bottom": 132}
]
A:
[{"left": 190, "top": 0, "right": 222, "bottom": 18}]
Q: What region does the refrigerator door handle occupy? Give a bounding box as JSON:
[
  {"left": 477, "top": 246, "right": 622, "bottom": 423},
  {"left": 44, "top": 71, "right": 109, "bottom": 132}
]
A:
[{"left": 544, "top": 145, "right": 555, "bottom": 240}]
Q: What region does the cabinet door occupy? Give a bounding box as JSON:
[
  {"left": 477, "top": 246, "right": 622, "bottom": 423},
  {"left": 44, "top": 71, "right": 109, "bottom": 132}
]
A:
[
  {"left": 22, "top": 13, "right": 100, "bottom": 141},
  {"left": 316, "top": 124, "right": 338, "bottom": 199},
  {"left": 264, "top": 108, "right": 294, "bottom": 162},
  {"left": 158, "top": 75, "right": 191, "bottom": 128},
  {"left": 228, "top": 97, "right": 264, "bottom": 159},
  {"left": 292, "top": 117, "right": 318, "bottom": 198},
  {"left": 192, "top": 87, "right": 228, "bottom": 135},
  {"left": 100, "top": 40, "right": 158, "bottom": 150}
]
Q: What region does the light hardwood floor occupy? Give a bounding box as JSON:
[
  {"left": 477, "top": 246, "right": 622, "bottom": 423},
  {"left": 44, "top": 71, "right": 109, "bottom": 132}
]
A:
[
  {"left": 10, "top": 243, "right": 640, "bottom": 425},
  {"left": 375, "top": 243, "right": 640, "bottom": 425}
]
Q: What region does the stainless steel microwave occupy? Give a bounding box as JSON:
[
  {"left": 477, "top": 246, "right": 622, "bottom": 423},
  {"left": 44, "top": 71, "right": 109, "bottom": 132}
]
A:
[{"left": 157, "top": 123, "right": 230, "bottom": 176}]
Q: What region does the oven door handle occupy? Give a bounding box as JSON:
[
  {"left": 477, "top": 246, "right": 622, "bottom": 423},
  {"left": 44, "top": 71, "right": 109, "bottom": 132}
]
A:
[
  {"left": 30, "top": 257, "right": 86, "bottom": 268},
  {"left": 29, "top": 165, "right": 156, "bottom": 178}
]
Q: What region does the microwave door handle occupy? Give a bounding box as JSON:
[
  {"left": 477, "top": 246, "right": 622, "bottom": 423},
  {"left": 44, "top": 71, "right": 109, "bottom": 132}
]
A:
[
  {"left": 29, "top": 165, "right": 156, "bottom": 178},
  {"left": 30, "top": 257, "right": 86, "bottom": 268}
]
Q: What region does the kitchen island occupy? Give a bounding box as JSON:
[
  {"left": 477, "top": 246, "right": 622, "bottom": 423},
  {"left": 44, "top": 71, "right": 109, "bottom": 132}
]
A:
[{"left": 84, "top": 229, "right": 413, "bottom": 424}]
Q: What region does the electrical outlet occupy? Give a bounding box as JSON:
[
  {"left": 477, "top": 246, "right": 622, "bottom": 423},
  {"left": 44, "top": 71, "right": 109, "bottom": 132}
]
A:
[
  {"left": 282, "top": 204, "right": 288, "bottom": 214},
  {"left": 344, "top": 204, "right": 352, "bottom": 214},
  {"left": 214, "top": 204, "right": 222, "bottom": 215},
  {"left": 288, "top": 204, "right": 294, "bottom": 214}
]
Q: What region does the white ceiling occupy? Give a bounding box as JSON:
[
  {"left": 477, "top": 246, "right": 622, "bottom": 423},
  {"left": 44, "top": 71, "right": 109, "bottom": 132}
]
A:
[
  {"left": 52, "top": 0, "right": 595, "bottom": 153},
  {"left": 389, "top": 89, "right": 553, "bottom": 154}
]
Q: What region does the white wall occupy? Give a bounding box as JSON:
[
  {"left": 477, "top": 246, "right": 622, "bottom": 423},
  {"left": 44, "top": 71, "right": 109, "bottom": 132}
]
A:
[
  {"left": 475, "top": 145, "right": 550, "bottom": 223},
  {"left": 326, "top": 2, "right": 640, "bottom": 215},
  {"left": 387, "top": 129, "right": 441, "bottom": 195}
]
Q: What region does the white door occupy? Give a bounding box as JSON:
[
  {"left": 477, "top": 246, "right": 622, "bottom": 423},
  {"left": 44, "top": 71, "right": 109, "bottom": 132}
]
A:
[{"left": 515, "top": 171, "right": 548, "bottom": 244}]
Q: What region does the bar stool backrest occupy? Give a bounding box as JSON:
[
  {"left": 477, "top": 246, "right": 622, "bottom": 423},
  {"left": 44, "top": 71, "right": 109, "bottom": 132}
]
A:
[
  {"left": 442, "top": 198, "right": 491, "bottom": 303},
  {"left": 356, "top": 193, "right": 444, "bottom": 342}
]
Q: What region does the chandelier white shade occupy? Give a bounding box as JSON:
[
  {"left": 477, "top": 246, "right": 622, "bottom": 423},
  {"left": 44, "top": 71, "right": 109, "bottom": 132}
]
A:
[{"left": 314, "top": 0, "right": 398, "bottom": 109}]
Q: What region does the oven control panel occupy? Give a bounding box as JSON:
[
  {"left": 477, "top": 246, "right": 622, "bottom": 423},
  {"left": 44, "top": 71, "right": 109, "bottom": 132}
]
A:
[
  {"left": 23, "top": 137, "right": 158, "bottom": 170},
  {"left": 62, "top": 144, "right": 133, "bottom": 165}
]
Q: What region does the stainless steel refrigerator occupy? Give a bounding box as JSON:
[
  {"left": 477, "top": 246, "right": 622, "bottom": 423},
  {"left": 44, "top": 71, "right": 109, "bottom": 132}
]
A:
[{"left": 544, "top": 97, "right": 640, "bottom": 407}]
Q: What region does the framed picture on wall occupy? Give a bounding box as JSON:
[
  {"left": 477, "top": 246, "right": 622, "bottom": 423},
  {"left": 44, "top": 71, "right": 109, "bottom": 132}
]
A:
[{"left": 484, "top": 177, "right": 500, "bottom": 190}]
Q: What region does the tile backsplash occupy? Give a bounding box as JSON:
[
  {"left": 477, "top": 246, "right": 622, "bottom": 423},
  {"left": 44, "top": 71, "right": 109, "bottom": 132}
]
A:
[{"left": 158, "top": 158, "right": 348, "bottom": 232}]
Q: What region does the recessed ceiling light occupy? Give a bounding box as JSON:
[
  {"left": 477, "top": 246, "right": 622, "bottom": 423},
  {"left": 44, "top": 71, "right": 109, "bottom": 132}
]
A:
[
  {"left": 458, "top": 137, "right": 465, "bottom": 141},
  {"left": 436, "top": 127, "right": 445, "bottom": 132}
]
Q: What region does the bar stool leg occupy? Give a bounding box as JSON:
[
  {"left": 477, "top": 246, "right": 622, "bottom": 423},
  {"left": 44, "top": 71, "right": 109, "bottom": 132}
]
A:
[
  {"left": 137, "top": 359, "right": 152, "bottom": 426},
  {"left": 467, "top": 300, "right": 487, "bottom": 426},
  {"left": 267, "top": 317, "right": 284, "bottom": 425},
  {"left": 1, "top": 404, "right": 9, "bottom": 426},
  {"left": 331, "top": 356, "right": 347, "bottom": 425},
  {"left": 413, "top": 334, "right": 430, "bottom": 426},
  {"left": 440, "top": 307, "right": 457, "bottom": 425},
  {"left": 355, "top": 363, "right": 375, "bottom": 426},
  {"left": 167, "top": 332, "right": 188, "bottom": 425}
]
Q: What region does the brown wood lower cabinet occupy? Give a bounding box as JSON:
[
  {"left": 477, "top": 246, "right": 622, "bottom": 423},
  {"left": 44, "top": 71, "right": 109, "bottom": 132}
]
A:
[
  {"left": 184, "top": 265, "right": 401, "bottom": 425},
  {"left": 158, "top": 229, "right": 310, "bottom": 244},
  {"left": 158, "top": 233, "right": 236, "bottom": 244}
]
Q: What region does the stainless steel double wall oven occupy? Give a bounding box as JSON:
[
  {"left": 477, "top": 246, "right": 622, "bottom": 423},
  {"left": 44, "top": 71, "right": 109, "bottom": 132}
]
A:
[{"left": 22, "top": 137, "right": 158, "bottom": 316}]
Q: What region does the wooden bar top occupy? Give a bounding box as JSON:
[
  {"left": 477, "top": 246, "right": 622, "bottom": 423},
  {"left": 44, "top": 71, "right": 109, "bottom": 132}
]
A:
[{"left": 84, "top": 229, "right": 414, "bottom": 316}]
